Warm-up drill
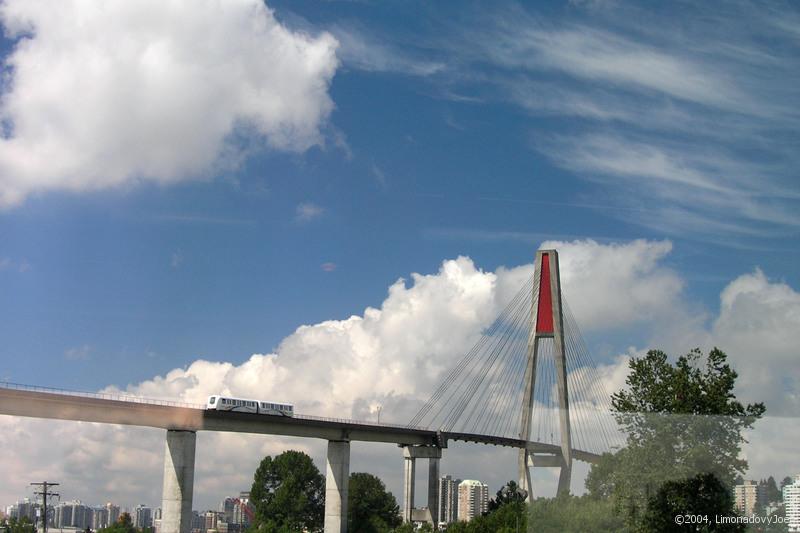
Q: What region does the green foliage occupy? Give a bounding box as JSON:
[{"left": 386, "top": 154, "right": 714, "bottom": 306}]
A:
[
  {"left": 249, "top": 450, "right": 325, "bottom": 533},
  {"left": 348, "top": 472, "right": 401, "bottom": 533},
  {"left": 443, "top": 501, "right": 527, "bottom": 533},
  {"left": 98, "top": 513, "right": 136, "bottom": 533},
  {"left": 487, "top": 480, "right": 527, "bottom": 513},
  {"left": 528, "top": 495, "right": 625, "bottom": 533},
  {"left": 2, "top": 517, "right": 36, "bottom": 533},
  {"left": 587, "top": 348, "right": 765, "bottom": 531},
  {"left": 763, "top": 476, "right": 781, "bottom": 504},
  {"left": 640, "top": 473, "right": 744, "bottom": 532}
]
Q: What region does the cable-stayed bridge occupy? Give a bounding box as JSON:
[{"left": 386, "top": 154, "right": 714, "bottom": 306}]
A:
[{"left": 0, "top": 250, "right": 622, "bottom": 532}]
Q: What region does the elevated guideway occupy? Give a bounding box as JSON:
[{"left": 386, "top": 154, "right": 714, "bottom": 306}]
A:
[
  {"left": 0, "top": 248, "right": 618, "bottom": 532},
  {"left": 0, "top": 383, "right": 600, "bottom": 461}
]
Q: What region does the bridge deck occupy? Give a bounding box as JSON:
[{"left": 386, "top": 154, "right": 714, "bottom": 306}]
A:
[{"left": 0, "top": 386, "right": 601, "bottom": 462}]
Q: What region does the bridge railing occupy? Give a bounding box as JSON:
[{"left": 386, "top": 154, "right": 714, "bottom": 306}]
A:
[
  {"left": 0, "top": 381, "right": 205, "bottom": 409},
  {"left": 294, "top": 412, "right": 429, "bottom": 432}
]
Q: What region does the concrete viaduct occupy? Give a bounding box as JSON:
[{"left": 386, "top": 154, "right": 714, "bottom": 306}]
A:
[{"left": 0, "top": 385, "right": 599, "bottom": 532}]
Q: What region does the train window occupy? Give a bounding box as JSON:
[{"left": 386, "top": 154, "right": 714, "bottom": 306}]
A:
[{"left": 209, "top": 397, "right": 216, "bottom": 404}]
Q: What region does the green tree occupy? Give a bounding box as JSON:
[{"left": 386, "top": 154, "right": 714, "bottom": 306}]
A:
[
  {"left": 2, "top": 517, "right": 36, "bottom": 533},
  {"left": 764, "top": 476, "right": 781, "bottom": 503},
  {"left": 487, "top": 480, "right": 527, "bottom": 513},
  {"left": 587, "top": 348, "right": 765, "bottom": 530},
  {"left": 249, "top": 450, "right": 325, "bottom": 533},
  {"left": 640, "top": 473, "right": 744, "bottom": 532},
  {"left": 98, "top": 513, "right": 136, "bottom": 533},
  {"left": 528, "top": 495, "right": 624, "bottom": 533},
  {"left": 347, "top": 472, "right": 401, "bottom": 533}
]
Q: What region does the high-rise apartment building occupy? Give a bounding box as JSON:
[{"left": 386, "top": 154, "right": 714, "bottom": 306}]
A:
[
  {"left": 191, "top": 510, "right": 204, "bottom": 533},
  {"left": 438, "top": 475, "right": 461, "bottom": 525},
  {"left": 219, "top": 498, "right": 235, "bottom": 524},
  {"left": 106, "top": 503, "right": 121, "bottom": 526},
  {"left": 10, "top": 499, "right": 37, "bottom": 522},
  {"left": 54, "top": 501, "right": 92, "bottom": 529},
  {"left": 230, "top": 493, "right": 252, "bottom": 530},
  {"left": 134, "top": 505, "right": 153, "bottom": 529},
  {"left": 457, "top": 480, "right": 488, "bottom": 522},
  {"left": 784, "top": 475, "right": 800, "bottom": 533},
  {"left": 92, "top": 507, "right": 109, "bottom": 529},
  {"left": 735, "top": 480, "right": 766, "bottom": 516},
  {"left": 204, "top": 510, "right": 224, "bottom": 532}
]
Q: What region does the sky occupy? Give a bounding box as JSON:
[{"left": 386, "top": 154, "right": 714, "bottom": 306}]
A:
[{"left": 0, "top": 0, "right": 799, "bottom": 514}]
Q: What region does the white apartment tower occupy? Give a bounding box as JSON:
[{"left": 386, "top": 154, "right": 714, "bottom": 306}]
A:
[
  {"left": 735, "top": 480, "right": 765, "bottom": 516},
  {"left": 784, "top": 475, "right": 800, "bottom": 533},
  {"left": 457, "top": 480, "right": 489, "bottom": 522}
]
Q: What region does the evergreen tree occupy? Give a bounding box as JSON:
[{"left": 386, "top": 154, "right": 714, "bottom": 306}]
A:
[{"left": 764, "top": 476, "right": 782, "bottom": 503}]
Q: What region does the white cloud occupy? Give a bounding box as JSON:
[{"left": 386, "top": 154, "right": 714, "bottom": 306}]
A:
[
  {"left": 295, "top": 202, "right": 325, "bottom": 222},
  {"left": 64, "top": 344, "right": 91, "bottom": 361},
  {"left": 170, "top": 250, "right": 184, "bottom": 269},
  {"left": 711, "top": 269, "right": 800, "bottom": 415},
  {"left": 1, "top": 240, "right": 798, "bottom": 509},
  {"left": 490, "top": 25, "right": 747, "bottom": 112},
  {"left": 540, "top": 239, "right": 683, "bottom": 331},
  {"left": 452, "top": 3, "right": 800, "bottom": 242},
  {"left": 332, "top": 26, "right": 444, "bottom": 76},
  {"left": 0, "top": 0, "right": 339, "bottom": 207}
]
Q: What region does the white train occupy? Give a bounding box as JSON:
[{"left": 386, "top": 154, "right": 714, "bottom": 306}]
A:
[{"left": 206, "top": 395, "right": 294, "bottom": 417}]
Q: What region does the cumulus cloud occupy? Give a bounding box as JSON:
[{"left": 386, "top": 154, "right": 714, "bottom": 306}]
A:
[
  {"left": 0, "top": 0, "right": 339, "bottom": 207},
  {"left": 711, "top": 269, "right": 800, "bottom": 415},
  {"left": 539, "top": 239, "right": 683, "bottom": 331},
  {"left": 1, "top": 239, "right": 798, "bottom": 509}
]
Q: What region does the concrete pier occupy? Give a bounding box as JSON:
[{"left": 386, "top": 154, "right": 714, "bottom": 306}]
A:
[
  {"left": 324, "top": 440, "right": 351, "bottom": 533},
  {"left": 161, "top": 430, "right": 196, "bottom": 533},
  {"left": 402, "top": 452, "right": 416, "bottom": 522},
  {"left": 402, "top": 446, "right": 442, "bottom": 524},
  {"left": 427, "top": 457, "right": 440, "bottom": 528}
]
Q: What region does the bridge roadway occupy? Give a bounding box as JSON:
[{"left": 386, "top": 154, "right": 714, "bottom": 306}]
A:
[
  {"left": 0, "top": 386, "right": 600, "bottom": 462},
  {"left": 0, "top": 385, "right": 601, "bottom": 532}
]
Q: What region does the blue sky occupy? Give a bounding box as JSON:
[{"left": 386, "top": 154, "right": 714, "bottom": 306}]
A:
[
  {"left": 1, "top": 0, "right": 799, "bottom": 509},
  {"left": 1, "top": 0, "right": 795, "bottom": 393}
]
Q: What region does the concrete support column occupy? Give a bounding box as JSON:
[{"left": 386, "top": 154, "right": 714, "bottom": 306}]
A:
[
  {"left": 161, "top": 430, "right": 196, "bottom": 533},
  {"left": 427, "top": 457, "right": 440, "bottom": 528},
  {"left": 403, "top": 445, "right": 443, "bottom": 525},
  {"left": 324, "top": 440, "right": 350, "bottom": 533},
  {"left": 402, "top": 455, "right": 415, "bottom": 522}
]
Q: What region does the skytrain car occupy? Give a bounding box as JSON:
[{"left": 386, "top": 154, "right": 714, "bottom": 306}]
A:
[{"left": 206, "top": 395, "right": 294, "bottom": 417}]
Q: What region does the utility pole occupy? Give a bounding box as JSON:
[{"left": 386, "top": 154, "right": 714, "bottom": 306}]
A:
[{"left": 30, "top": 482, "right": 59, "bottom": 533}]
